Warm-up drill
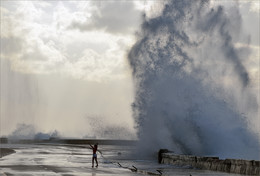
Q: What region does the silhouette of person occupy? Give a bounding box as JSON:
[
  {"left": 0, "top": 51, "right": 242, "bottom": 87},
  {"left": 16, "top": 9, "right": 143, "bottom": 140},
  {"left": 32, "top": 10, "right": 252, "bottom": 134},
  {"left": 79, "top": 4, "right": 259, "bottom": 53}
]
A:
[{"left": 89, "top": 143, "right": 98, "bottom": 168}]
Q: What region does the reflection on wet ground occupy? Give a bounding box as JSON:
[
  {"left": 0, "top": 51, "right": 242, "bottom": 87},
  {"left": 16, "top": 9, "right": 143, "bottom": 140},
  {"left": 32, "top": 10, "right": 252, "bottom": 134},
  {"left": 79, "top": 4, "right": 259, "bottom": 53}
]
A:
[{"left": 0, "top": 144, "right": 243, "bottom": 176}]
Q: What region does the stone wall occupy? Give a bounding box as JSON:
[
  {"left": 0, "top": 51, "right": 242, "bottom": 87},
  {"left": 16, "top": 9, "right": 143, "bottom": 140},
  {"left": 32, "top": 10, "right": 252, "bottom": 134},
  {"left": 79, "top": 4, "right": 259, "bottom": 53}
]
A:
[
  {"left": 159, "top": 150, "right": 260, "bottom": 175},
  {"left": 0, "top": 148, "right": 15, "bottom": 158}
]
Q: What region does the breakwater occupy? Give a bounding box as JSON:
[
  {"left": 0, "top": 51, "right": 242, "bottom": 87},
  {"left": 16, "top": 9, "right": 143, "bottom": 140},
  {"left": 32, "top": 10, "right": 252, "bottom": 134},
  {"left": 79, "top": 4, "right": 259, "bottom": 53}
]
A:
[
  {"left": 159, "top": 150, "right": 260, "bottom": 175},
  {"left": 0, "top": 148, "right": 16, "bottom": 158}
]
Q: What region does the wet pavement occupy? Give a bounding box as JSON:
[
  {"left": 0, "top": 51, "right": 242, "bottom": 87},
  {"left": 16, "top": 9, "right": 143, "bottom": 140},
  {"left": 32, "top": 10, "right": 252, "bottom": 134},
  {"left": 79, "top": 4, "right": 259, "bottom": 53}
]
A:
[
  {"left": 0, "top": 144, "right": 244, "bottom": 176},
  {"left": 0, "top": 144, "right": 141, "bottom": 176}
]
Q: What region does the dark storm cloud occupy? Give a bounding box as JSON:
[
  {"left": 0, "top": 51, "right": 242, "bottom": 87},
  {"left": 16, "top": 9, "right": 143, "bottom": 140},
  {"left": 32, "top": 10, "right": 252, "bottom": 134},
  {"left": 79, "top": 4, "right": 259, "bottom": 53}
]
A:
[{"left": 69, "top": 1, "right": 141, "bottom": 34}]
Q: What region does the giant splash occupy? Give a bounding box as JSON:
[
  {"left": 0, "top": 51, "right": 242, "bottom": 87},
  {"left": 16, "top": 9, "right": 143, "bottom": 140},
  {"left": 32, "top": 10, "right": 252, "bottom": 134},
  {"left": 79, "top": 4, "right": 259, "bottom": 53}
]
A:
[{"left": 128, "top": 0, "right": 260, "bottom": 160}]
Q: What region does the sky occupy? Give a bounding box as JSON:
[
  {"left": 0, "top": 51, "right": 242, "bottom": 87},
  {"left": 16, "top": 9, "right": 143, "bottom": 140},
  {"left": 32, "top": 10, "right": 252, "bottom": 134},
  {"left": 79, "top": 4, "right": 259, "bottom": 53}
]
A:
[{"left": 0, "top": 0, "right": 259, "bottom": 139}]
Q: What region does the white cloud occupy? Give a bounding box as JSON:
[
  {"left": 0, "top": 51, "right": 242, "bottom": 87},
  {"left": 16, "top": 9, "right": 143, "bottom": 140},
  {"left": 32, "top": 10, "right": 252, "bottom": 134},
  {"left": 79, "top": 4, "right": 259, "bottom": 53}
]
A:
[
  {"left": 1, "top": 1, "right": 136, "bottom": 82},
  {"left": 68, "top": 1, "right": 142, "bottom": 34}
]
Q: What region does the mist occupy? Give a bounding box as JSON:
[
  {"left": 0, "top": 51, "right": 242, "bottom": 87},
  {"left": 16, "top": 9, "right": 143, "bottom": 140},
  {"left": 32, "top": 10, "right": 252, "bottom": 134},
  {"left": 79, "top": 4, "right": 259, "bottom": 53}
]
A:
[
  {"left": 128, "top": 0, "right": 260, "bottom": 160},
  {"left": 0, "top": 58, "right": 135, "bottom": 139}
]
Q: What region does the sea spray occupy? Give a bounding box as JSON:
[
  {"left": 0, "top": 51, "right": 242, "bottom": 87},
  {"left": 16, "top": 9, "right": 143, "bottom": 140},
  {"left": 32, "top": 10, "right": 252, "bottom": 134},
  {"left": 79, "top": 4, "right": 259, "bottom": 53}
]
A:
[
  {"left": 8, "top": 123, "right": 61, "bottom": 141},
  {"left": 128, "top": 0, "right": 259, "bottom": 160}
]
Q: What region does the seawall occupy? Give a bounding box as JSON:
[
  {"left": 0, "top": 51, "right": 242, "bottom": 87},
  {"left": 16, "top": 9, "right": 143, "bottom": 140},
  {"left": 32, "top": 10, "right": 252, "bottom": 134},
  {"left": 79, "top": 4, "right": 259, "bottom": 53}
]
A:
[
  {"left": 159, "top": 150, "right": 260, "bottom": 175},
  {"left": 0, "top": 148, "right": 16, "bottom": 158}
]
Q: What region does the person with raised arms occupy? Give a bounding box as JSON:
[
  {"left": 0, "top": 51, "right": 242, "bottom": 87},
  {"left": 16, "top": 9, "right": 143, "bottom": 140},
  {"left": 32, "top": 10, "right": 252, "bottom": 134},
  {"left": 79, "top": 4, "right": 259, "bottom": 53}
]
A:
[{"left": 89, "top": 143, "right": 98, "bottom": 168}]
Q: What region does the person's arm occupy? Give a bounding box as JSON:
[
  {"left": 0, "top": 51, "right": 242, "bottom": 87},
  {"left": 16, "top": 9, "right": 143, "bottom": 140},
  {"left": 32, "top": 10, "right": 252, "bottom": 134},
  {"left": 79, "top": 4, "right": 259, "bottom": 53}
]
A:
[{"left": 89, "top": 144, "right": 94, "bottom": 149}]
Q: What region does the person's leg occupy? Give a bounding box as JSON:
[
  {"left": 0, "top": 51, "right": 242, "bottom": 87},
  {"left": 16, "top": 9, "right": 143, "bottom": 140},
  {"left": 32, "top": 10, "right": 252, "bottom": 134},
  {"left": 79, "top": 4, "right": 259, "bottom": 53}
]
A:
[
  {"left": 95, "top": 157, "right": 98, "bottom": 167},
  {"left": 92, "top": 157, "right": 94, "bottom": 167}
]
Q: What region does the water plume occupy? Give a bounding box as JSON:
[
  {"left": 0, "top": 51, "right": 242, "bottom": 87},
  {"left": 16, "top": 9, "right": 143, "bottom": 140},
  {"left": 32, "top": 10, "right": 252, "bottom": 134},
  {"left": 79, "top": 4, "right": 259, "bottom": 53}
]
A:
[
  {"left": 128, "top": 0, "right": 259, "bottom": 160},
  {"left": 8, "top": 123, "right": 61, "bottom": 141}
]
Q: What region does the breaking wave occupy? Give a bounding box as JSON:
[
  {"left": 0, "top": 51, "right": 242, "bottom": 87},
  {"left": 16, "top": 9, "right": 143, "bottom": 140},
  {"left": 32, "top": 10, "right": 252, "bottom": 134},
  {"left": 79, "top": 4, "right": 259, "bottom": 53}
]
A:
[{"left": 128, "top": 0, "right": 259, "bottom": 160}]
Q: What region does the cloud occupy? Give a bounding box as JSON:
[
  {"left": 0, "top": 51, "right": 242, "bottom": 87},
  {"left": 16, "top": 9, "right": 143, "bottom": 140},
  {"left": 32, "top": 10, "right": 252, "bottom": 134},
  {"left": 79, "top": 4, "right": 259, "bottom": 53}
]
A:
[
  {"left": 1, "top": 1, "right": 136, "bottom": 82},
  {"left": 0, "top": 2, "right": 137, "bottom": 138},
  {"left": 61, "top": 43, "right": 132, "bottom": 82},
  {"left": 69, "top": 1, "right": 141, "bottom": 34}
]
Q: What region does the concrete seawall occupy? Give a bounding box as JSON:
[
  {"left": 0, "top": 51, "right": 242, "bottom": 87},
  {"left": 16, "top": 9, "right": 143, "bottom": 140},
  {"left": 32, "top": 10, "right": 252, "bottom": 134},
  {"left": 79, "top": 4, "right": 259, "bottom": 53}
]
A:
[
  {"left": 0, "top": 148, "right": 16, "bottom": 158},
  {"left": 159, "top": 150, "right": 260, "bottom": 175}
]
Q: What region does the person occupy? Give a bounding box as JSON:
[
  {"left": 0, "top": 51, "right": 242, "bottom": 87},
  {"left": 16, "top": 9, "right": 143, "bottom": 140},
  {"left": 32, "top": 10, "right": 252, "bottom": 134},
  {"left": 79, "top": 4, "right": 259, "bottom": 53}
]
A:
[{"left": 89, "top": 143, "right": 98, "bottom": 168}]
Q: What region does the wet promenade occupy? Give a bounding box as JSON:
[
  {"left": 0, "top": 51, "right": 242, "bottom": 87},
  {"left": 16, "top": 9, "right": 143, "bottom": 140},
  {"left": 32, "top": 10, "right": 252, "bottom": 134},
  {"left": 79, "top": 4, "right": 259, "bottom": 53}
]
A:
[{"left": 0, "top": 144, "right": 243, "bottom": 176}]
